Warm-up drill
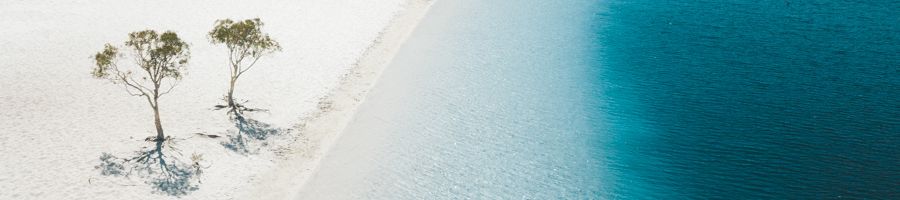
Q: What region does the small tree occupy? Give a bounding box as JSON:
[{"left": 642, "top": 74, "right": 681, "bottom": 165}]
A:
[
  {"left": 209, "top": 18, "right": 281, "bottom": 111},
  {"left": 93, "top": 30, "right": 190, "bottom": 141}
]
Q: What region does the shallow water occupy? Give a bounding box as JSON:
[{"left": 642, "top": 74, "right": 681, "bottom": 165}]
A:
[
  {"left": 299, "top": 0, "right": 899, "bottom": 199},
  {"left": 298, "top": 0, "right": 606, "bottom": 199}
]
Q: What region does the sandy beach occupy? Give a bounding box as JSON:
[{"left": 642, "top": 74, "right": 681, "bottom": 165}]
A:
[
  {"left": 240, "top": 1, "right": 434, "bottom": 199},
  {"left": 0, "top": 0, "right": 431, "bottom": 199}
]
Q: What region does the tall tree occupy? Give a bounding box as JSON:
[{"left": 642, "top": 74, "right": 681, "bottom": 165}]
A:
[
  {"left": 93, "top": 30, "right": 190, "bottom": 141},
  {"left": 209, "top": 18, "right": 281, "bottom": 111}
]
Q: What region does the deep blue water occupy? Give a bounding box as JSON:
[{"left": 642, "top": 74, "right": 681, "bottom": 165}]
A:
[{"left": 598, "top": 0, "right": 900, "bottom": 198}]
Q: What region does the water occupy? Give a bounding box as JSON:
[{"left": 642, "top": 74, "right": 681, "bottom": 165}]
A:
[
  {"left": 599, "top": 0, "right": 900, "bottom": 198},
  {"left": 298, "top": 0, "right": 607, "bottom": 199},
  {"left": 299, "top": 0, "right": 900, "bottom": 199}
]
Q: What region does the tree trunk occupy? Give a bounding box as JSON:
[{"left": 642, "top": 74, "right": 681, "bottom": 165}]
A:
[
  {"left": 153, "top": 105, "right": 165, "bottom": 141},
  {"left": 227, "top": 77, "right": 237, "bottom": 108}
]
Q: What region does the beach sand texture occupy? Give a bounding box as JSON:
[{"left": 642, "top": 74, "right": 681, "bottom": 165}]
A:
[
  {"left": 242, "top": 1, "right": 433, "bottom": 199},
  {"left": 0, "top": 0, "right": 427, "bottom": 199}
]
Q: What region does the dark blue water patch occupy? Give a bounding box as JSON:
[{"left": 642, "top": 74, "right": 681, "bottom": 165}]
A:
[{"left": 596, "top": 0, "right": 900, "bottom": 198}]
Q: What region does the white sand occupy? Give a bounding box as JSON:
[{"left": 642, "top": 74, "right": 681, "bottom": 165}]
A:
[
  {"left": 240, "top": 1, "right": 434, "bottom": 199},
  {"left": 0, "top": 0, "right": 428, "bottom": 199}
]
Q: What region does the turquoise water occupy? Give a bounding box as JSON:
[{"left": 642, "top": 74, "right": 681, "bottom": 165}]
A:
[
  {"left": 300, "top": 0, "right": 899, "bottom": 199},
  {"left": 600, "top": 0, "right": 899, "bottom": 198}
]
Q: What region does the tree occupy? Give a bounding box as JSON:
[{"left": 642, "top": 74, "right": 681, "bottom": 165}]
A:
[
  {"left": 208, "top": 18, "right": 281, "bottom": 111},
  {"left": 92, "top": 30, "right": 190, "bottom": 141}
]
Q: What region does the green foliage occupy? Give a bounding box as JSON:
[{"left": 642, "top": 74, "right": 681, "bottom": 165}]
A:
[
  {"left": 91, "top": 29, "right": 190, "bottom": 98},
  {"left": 92, "top": 44, "right": 118, "bottom": 78},
  {"left": 123, "top": 30, "right": 190, "bottom": 80},
  {"left": 209, "top": 18, "right": 281, "bottom": 59}
]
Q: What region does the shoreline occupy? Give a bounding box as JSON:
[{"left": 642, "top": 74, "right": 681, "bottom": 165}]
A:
[{"left": 242, "top": 0, "right": 435, "bottom": 199}]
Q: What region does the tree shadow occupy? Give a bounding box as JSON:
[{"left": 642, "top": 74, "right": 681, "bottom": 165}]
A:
[
  {"left": 95, "top": 137, "right": 204, "bottom": 196},
  {"left": 212, "top": 97, "right": 268, "bottom": 114},
  {"left": 220, "top": 111, "right": 285, "bottom": 154}
]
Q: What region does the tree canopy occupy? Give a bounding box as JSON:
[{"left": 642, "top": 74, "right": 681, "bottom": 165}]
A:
[
  {"left": 93, "top": 30, "right": 189, "bottom": 98},
  {"left": 209, "top": 18, "right": 281, "bottom": 61}
]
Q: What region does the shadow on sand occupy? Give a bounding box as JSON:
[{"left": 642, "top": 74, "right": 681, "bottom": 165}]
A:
[
  {"left": 220, "top": 110, "right": 285, "bottom": 154},
  {"left": 96, "top": 137, "right": 204, "bottom": 196}
]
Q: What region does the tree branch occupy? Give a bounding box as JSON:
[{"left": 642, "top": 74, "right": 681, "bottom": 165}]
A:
[
  {"left": 237, "top": 55, "right": 262, "bottom": 78},
  {"left": 158, "top": 80, "right": 180, "bottom": 97},
  {"left": 108, "top": 59, "right": 155, "bottom": 107}
]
